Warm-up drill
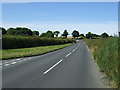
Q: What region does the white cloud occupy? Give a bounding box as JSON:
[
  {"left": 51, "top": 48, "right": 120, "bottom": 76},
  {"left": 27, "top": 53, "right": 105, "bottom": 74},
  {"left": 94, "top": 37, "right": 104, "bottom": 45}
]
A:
[
  {"left": 1, "top": 21, "right": 118, "bottom": 36},
  {"left": 2, "top": 0, "right": 119, "bottom": 3}
]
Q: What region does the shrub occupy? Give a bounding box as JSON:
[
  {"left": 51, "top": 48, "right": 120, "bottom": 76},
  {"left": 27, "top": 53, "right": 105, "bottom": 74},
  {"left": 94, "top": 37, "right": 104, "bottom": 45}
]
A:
[{"left": 2, "top": 35, "right": 75, "bottom": 49}]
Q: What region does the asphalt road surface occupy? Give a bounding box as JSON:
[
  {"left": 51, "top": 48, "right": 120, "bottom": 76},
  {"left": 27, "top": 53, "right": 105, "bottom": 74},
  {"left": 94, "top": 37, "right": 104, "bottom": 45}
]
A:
[{"left": 2, "top": 40, "right": 108, "bottom": 88}]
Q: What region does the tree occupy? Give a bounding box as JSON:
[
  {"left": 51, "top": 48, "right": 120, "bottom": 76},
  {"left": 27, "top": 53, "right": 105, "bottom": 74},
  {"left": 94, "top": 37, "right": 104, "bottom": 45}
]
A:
[
  {"left": 46, "top": 30, "right": 54, "bottom": 37},
  {"left": 7, "top": 28, "right": 16, "bottom": 35},
  {"left": 72, "top": 30, "right": 79, "bottom": 38},
  {"left": 40, "top": 33, "right": 47, "bottom": 37},
  {"left": 40, "top": 30, "right": 54, "bottom": 38},
  {"left": 7, "top": 27, "right": 33, "bottom": 36},
  {"left": 80, "top": 34, "right": 85, "bottom": 37},
  {"left": 62, "top": 30, "right": 68, "bottom": 38},
  {"left": 86, "top": 32, "right": 93, "bottom": 39},
  {"left": 0, "top": 27, "right": 7, "bottom": 35},
  {"left": 92, "top": 34, "right": 100, "bottom": 38},
  {"left": 47, "top": 30, "right": 52, "bottom": 34},
  {"left": 21, "top": 28, "right": 33, "bottom": 36},
  {"left": 101, "top": 32, "right": 109, "bottom": 38},
  {"left": 32, "top": 31, "right": 39, "bottom": 36},
  {"left": 54, "top": 31, "right": 60, "bottom": 37}
]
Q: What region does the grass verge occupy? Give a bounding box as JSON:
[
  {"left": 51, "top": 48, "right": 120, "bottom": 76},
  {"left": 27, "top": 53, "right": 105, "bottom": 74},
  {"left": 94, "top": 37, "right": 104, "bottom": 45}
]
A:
[
  {"left": 83, "top": 37, "right": 119, "bottom": 88},
  {"left": 1, "top": 43, "right": 72, "bottom": 60}
]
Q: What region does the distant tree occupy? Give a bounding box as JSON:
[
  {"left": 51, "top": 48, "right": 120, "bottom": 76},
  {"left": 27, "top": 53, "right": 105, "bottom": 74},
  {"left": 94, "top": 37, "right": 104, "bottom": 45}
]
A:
[
  {"left": 72, "top": 30, "right": 79, "bottom": 38},
  {"left": 62, "top": 30, "right": 69, "bottom": 38},
  {"left": 79, "top": 34, "right": 85, "bottom": 37},
  {"left": 0, "top": 27, "right": 7, "bottom": 35},
  {"left": 54, "top": 31, "right": 60, "bottom": 37},
  {"left": 101, "top": 32, "right": 109, "bottom": 38},
  {"left": 32, "top": 31, "right": 39, "bottom": 36},
  {"left": 86, "top": 32, "right": 93, "bottom": 39},
  {"left": 15, "top": 27, "right": 24, "bottom": 35},
  {"left": 40, "top": 30, "right": 54, "bottom": 38},
  {"left": 7, "top": 28, "right": 16, "bottom": 35},
  {"left": 46, "top": 30, "right": 54, "bottom": 37},
  {"left": 47, "top": 30, "right": 52, "bottom": 34},
  {"left": 92, "top": 34, "right": 100, "bottom": 38},
  {"left": 7, "top": 27, "right": 33, "bottom": 36},
  {"left": 40, "top": 33, "right": 47, "bottom": 37},
  {"left": 21, "top": 28, "right": 33, "bottom": 36}
]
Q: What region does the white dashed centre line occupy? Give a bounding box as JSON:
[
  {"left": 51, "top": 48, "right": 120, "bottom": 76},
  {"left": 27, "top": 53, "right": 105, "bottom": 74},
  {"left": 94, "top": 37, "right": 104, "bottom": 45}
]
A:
[
  {"left": 72, "top": 49, "right": 75, "bottom": 52},
  {"left": 16, "top": 58, "right": 21, "bottom": 60},
  {"left": 66, "top": 52, "right": 72, "bottom": 57},
  {"left": 28, "top": 57, "right": 31, "bottom": 59},
  {"left": 4, "top": 64, "right": 10, "bottom": 66},
  {"left": 11, "top": 62, "right": 17, "bottom": 64},
  {"left": 0, "top": 63, "right": 2, "bottom": 66},
  {"left": 44, "top": 59, "right": 63, "bottom": 75}
]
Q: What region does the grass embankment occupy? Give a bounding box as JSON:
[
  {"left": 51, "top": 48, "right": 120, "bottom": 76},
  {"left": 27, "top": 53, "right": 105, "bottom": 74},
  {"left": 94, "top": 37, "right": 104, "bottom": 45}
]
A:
[
  {"left": 2, "top": 43, "right": 72, "bottom": 60},
  {"left": 84, "top": 37, "right": 119, "bottom": 88},
  {"left": 3, "top": 35, "right": 75, "bottom": 49}
]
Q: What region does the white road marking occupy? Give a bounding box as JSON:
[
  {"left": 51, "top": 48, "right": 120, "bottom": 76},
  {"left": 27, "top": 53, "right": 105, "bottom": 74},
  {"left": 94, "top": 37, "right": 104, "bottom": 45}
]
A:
[
  {"left": 16, "top": 58, "right": 21, "bottom": 60},
  {"left": 28, "top": 58, "right": 31, "bottom": 59},
  {"left": 66, "top": 52, "right": 72, "bottom": 57},
  {"left": 44, "top": 59, "right": 63, "bottom": 75},
  {"left": 4, "top": 64, "right": 10, "bottom": 66},
  {"left": 0, "top": 63, "right": 2, "bottom": 66},
  {"left": 72, "top": 43, "right": 80, "bottom": 52},
  {"left": 11, "top": 62, "right": 17, "bottom": 64},
  {"left": 72, "top": 49, "right": 75, "bottom": 52}
]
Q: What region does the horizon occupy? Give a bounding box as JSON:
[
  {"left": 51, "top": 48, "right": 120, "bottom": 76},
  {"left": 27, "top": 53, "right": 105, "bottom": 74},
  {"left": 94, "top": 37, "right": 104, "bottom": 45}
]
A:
[{"left": 1, "top": 2, "right": 118, "bottom": 36}]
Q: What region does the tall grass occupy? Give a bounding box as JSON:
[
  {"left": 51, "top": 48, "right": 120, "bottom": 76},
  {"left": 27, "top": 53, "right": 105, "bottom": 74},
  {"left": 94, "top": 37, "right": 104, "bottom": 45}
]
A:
[
  {"left": 2, "top": 35, "right": 75, "bottom": 49},
  {"left": 84, "top": 37, "right": 119, "bottom": 88}
]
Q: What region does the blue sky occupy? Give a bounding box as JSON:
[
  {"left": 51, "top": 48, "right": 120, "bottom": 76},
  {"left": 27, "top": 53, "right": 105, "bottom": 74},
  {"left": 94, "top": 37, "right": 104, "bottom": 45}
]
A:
[{"left": 1, "top": 2, "right": 118, "bottom": 35}]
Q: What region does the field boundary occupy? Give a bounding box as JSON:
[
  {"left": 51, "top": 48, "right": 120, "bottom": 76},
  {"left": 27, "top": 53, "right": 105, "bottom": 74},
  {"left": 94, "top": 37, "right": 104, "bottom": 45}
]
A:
[{"left": 2, "top": 43, "right": 73, "bottom": 60}]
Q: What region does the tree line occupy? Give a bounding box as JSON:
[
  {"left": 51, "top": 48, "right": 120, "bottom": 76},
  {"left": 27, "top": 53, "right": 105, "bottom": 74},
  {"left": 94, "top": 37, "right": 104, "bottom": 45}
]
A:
[
  {"left": 1, "top": 27, "right": 39, "bottom": 36},
  {"left": 1, "top": 27, "right": 109, "bottom": 38}
]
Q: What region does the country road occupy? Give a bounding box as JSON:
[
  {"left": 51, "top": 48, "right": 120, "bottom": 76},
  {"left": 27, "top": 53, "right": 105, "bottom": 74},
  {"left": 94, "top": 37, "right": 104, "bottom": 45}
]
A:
[{"left": 2, "top": 40, "right": 108, "bottom": 88}]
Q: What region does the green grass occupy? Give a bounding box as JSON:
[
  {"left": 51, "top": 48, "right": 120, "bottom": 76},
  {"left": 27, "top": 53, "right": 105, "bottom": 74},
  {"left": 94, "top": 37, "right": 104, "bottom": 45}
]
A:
[
  {"left": 84, "top": 37, "right": 119, "bottom": 88},
  {"left": 2, "top": 43, "right": 72, "bottom": 60}
]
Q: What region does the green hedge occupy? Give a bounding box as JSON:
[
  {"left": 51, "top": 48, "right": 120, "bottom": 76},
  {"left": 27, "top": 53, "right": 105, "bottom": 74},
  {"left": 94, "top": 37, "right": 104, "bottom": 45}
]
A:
[{"left": 2, "top": 35, "right": 75, "bottom": 49}]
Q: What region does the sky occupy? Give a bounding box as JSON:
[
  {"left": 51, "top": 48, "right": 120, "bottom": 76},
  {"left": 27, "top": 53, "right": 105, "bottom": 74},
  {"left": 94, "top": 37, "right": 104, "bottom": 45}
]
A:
[
  {"left": 1, "top": 0, "right": 119, "bottom": 3},
  {"left": 1, "top": 1, "right": 118, "bottom": 36}
]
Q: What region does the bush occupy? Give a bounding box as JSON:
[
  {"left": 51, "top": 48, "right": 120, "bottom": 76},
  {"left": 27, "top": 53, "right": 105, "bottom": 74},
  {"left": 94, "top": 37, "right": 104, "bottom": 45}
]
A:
[
  {"left": 0, "top": 27, "right": 7, "bottom": 35},
  {"left": 2, "top": 35, "right": 75, "bottom": 49}
]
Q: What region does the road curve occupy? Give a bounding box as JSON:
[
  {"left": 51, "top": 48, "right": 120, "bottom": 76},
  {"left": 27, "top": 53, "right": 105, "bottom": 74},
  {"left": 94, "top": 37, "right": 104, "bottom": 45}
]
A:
[{"left": 2, "top": 40, "right": 108, "bottom": 88}]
